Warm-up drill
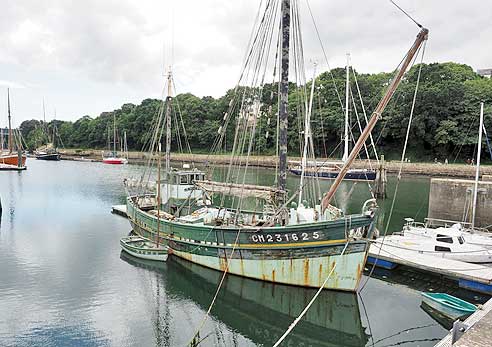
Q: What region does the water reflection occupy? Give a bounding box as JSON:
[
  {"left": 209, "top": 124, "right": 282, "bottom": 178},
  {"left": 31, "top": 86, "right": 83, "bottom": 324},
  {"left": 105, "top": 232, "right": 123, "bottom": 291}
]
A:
[
  {"left": 121, "top": 252, "right": 370, "bottom": 347},
  {"left": 0, "top": 160, "right": 449, "bottom": 346}
]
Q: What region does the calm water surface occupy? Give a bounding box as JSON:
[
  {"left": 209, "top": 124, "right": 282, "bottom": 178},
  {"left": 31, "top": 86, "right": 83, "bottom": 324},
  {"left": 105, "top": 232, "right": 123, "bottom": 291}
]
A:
[{"left": 0, "top": 159, "right": 488, "bottom": 347}]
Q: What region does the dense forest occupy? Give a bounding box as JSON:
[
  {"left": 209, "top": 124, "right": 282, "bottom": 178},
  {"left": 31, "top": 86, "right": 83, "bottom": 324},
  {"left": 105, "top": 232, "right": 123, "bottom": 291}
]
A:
[{"left": 18, "top": 62, "right": 492, "bottom": 162}]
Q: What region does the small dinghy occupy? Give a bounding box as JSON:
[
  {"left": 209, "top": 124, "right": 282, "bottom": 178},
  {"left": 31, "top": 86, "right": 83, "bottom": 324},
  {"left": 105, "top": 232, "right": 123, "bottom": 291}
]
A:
[
  {"left": 421, "top": 292, "right": 476, "bottom": 321},
  {"left": 120, "top": 235, "right": 168, "bottom": 261}
]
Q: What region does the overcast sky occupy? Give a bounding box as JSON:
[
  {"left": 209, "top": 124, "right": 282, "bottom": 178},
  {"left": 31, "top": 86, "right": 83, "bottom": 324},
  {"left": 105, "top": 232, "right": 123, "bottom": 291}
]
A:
[{"left": 0, "top": 0, "right": 490, "bottom": 127}]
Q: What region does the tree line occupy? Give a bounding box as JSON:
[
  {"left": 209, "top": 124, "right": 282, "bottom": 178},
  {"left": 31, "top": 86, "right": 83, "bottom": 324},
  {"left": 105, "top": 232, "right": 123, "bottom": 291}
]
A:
[{"left": 19, "top": 62, "right": 492, "bottom": 162}]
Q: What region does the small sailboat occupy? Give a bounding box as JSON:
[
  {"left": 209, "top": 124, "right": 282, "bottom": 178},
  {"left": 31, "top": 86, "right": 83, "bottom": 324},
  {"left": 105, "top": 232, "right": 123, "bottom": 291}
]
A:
[
  {"left": 0, "top": 89, "right": 27, "bottom": 168},
  {"left": 421, "top": 292, "right": 476, "bottom": 321},
  {"left": 397, "top": 105, "right": 492, "bottom": 253},
  {"left": 102, "top": 115, "right": 128, "bottom": 164},
  {"left": 35, "top": 101, "right": 62, "bottom": 161},
  {"left": 120, "top": 235, "right": 169, "bottom": 261}
]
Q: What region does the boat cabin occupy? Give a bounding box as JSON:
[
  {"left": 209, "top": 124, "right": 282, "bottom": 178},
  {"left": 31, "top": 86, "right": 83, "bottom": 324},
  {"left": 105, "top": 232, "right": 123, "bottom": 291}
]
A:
[{"left": 159, "top": 168, "right": 206, "bottom": 207}]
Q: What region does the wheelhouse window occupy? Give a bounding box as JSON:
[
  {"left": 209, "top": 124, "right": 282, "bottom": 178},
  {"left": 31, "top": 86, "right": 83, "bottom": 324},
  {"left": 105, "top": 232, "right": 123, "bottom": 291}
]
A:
[
  {"left": 458, "top": 236, "right": 465, "bottom": 244},
  {"left": 436, "top": 234, "right": 453, "bottom": 244},
  {"left": 180, "top": 175, "right": 189, "bottom": 184}
]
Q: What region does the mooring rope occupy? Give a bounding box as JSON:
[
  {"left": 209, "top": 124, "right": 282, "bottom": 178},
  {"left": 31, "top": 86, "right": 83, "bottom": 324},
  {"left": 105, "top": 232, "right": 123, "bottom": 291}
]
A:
[{"left": 186, "top": 228, "right": 242, "bottom": 346}]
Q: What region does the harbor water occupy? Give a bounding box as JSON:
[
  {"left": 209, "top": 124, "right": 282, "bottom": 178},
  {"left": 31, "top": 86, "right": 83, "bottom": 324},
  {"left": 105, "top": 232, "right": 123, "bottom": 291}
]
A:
[{"left": 0, "top": 159, "right": 489, "bottom": 347}]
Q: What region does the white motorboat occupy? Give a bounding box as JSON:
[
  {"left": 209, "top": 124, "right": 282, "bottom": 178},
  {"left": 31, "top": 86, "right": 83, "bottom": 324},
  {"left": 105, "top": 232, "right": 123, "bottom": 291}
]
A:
[
  {"left": 403, "top": 218, "right": 492, "bottom": 250},
  {"left": 375, "top": 220, "right": 492, "bottom": 263}
]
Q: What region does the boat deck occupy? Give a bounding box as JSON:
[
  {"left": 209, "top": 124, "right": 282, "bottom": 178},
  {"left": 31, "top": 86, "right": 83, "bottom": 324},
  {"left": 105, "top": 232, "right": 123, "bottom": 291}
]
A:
[
  {"left": 368, "top": 242, "right": 492, "bottom": 294},
  {"left": 0, "top": 165, "right": 26, "bottom": 171},
  {"left": 434, "top": 297, "right": 492, "bottom": 347},
  {"left": 111, "top": 205, "right": 128, "bottom": 217}
]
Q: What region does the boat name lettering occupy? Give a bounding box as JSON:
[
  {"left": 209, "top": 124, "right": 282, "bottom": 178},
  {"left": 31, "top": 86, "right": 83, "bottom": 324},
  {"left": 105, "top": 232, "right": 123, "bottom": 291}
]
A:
[{"left": 251, "top": 231, "right": 320, "bottom": 243}]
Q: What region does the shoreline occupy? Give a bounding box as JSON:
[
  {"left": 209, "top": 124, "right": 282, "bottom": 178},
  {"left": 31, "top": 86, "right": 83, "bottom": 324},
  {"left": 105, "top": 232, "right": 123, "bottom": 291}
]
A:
[{"left": 59, "top": 149, "right": 492, "bottom": 179}]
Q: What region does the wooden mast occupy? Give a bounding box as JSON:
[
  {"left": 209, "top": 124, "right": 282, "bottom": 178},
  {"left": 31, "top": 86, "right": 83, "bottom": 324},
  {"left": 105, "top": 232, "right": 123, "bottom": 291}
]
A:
[
  {"left": 7, "top": 88, "right": 12, "bottom": 153},
  {"left": 165, "top": 67, "right": 172, "bottom": 176},
  {"left": 278, "top": 0, "right": 290, "bottom": 203},
  {"left": 321, "top": 27, "right": 429, "bottom": 212}
]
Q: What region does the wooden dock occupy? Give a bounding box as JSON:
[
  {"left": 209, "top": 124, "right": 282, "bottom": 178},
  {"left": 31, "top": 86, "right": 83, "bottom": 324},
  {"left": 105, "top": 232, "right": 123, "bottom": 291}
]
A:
[
  {"left": 434, "top": 297, "right": 492, "bottom": 347},
  {"left": 368, "top": 241, "right": 492, "bottom": 294},
  {"left": 111, "top": 205, "right": 128, "bottom": 218}
]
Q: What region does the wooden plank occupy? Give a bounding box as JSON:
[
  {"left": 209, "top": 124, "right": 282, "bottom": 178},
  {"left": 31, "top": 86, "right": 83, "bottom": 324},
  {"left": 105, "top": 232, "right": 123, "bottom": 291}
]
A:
[{"left": 111, "top": 205, "right": 128, "bottom": 218}]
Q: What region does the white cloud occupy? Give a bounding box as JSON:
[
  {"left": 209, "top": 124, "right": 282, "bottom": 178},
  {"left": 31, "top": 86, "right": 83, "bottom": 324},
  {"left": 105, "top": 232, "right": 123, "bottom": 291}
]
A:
[{"left": 0, "top": 0, "right": 490, "bottom": 126}]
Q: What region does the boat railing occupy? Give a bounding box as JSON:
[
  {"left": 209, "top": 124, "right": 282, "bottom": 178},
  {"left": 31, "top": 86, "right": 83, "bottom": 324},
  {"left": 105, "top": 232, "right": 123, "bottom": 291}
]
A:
[
  {"left": 424, "top": 217, "right": 472, "bottom": 228},
  {"left": 424, "top": 218, "right": 492, "bottom": 234}
]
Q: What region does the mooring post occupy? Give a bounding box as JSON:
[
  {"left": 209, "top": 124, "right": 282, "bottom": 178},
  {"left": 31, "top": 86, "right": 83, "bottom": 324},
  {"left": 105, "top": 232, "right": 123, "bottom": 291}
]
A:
[
  {"left": 18, "top": 149, "right": 22, "bottom": 168},
  {"left": 375, "top": 155, "right": 387, "bottom": 198}
]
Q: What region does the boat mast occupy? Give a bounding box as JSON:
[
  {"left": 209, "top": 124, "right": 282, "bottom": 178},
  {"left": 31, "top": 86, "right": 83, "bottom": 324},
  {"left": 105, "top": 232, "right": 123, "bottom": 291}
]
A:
[
  {"left": 471, "top": 102, "right": 484, "bottom": 229},
  {"left": 124, "top": 131, "right": 128, "bottom": 159},
  {"left": 113, "top": 113, "right": 116, "bottom": 154},
  {"left": 298, "top": 64, "right": 317, "bottom": 206},
  {"left": 321, "top": 28, "right": 429, "bottom": 212},
  {"left": 342, "top": 53, "right": 350, "bottom": 163},
  {"left": 7, "top": 88, "right": 12, "bottom": 153},
  {"left": 157, "top": 142, "right": 161, "bottom": 247},
  {"left": 165, "top": 67, "right": 172, "bottom": 175},
  {"left": 42, "top": 98, "right": 47, "bottom": 145},
  {"left": 278, "top": 0, "right": 290, "bottom": 203}
]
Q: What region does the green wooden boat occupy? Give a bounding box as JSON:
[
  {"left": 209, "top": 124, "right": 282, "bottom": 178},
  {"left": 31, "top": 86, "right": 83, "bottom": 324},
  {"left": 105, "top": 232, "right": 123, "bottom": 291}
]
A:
[
  {"left": 421, "top": 292, "right": 476, "bottom": 320},
  {"left": 124, "top": 1, "right": 428, "bottom": 292}
]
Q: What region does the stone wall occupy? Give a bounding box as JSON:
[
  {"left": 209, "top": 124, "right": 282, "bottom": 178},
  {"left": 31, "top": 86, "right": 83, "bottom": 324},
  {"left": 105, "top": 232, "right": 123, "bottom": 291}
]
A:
[{"left": 428, "top": 178, "right": 492, "bottom": 228}]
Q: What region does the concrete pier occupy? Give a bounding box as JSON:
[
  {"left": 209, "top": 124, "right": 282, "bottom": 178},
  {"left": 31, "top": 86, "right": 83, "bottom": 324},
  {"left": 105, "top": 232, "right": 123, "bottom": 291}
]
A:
[
  {"left": 428, "top": 178, "right": 492, "bottom": 228},
  {"left": 435, "top": 297, "right": 492, "bottom": 347},
  {"left": 368, "top": 242, "right": 492, "bottom": 294}
]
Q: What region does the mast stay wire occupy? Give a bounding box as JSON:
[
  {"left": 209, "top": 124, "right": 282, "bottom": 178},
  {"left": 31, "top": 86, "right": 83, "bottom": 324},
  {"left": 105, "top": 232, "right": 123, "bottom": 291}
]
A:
[
  {"left": 305, "top": 0, "right": 344, "bottom": 114},
  {"left": 351, "top": 63, "right": 380, "bottom": 164},
  {"left": 360, "top": 40, "right": 427, "bottom": 292},
  {"left": 389, "top": 0, "right": 423, "bottom": 29}
]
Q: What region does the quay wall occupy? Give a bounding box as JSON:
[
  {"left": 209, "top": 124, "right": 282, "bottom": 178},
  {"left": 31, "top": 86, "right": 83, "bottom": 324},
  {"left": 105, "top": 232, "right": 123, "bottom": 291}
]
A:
[
  {"left": 58, "top": 149, "right": 492, "bottom": 178},
  {"left": 428, "top": 178, "right": 492, "bottom": 228}
]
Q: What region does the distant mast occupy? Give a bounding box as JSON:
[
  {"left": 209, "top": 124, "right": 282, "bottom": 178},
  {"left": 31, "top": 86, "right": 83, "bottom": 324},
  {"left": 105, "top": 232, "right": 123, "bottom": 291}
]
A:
[
  {"left": 7, "top": 88, "right": 12, "bottom": 153},
  {"left": 113, "top": 113, "right": 116, "bottom": 154},
  {"left": 278, "top": 0, "right": 290, "bottom": 201},
  {"left": 342, "top": 54, "right": 350, "bottom": 163}
]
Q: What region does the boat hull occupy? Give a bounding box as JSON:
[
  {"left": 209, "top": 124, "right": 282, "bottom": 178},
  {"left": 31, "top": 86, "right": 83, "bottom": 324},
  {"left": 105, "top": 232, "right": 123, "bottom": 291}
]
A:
[
  {"left": 103, "top": 158, "right": 128, "bottom": 164},
  {"left": 35, "top": 153, "right": 61, "bottom": 161},
  {"left": 169, "top": 241, "right": 368, "bottom": 291},
  {"left": 126, "top": 197, "right": 375, "bottom": 291},
  {"left": 421, "top": 293, "right": 476, "bottom": 320},
  {"left": 290, "top": 168, "right": 376, "bottom": 181},
  {"left": 0, "top": 153, "right": 26, "bottom": 167},
  {"left": 376, "top": 236, "right": 492, "bottom": 263},
  {"left": 120, "top": 237, "right": 168, "bottom": 261}
]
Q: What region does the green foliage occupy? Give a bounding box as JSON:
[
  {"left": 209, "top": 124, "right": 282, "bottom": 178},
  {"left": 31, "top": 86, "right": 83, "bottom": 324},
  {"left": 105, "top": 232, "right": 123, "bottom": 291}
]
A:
[{"left": 18, "top": 62, "right": 492, "bottom": 162}]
